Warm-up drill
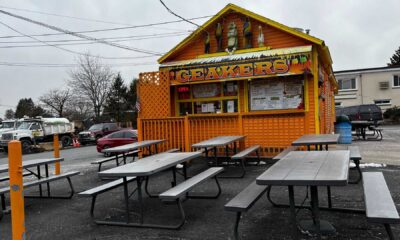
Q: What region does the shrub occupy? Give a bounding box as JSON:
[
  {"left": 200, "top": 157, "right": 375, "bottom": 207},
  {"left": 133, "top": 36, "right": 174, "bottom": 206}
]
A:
[{"left": 383, "top": 106, "right": 400, "bottom": 122}]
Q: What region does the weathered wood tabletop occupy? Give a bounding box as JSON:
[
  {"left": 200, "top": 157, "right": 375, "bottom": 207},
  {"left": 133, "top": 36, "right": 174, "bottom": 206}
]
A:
[{"left": 256, "top": 150, "right": 350, "bottom": 186}]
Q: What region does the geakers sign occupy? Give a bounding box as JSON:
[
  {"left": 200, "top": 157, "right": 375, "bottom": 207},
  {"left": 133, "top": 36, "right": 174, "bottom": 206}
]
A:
[{"left": 168, "top": 53, "right": 311, "bottom": 85}]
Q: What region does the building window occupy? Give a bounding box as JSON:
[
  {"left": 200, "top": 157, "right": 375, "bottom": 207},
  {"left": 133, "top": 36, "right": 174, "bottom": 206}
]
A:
[
  {"left": 393, "top": 75, "right": 400, "bottom": 88},
  {"left": 338, "top": 78, "right": 356, "bottom": 91},
  {"left": 175, "top": 81, "right": 238, "bottom": 116},
  {"left": 374, "top": 99, "right": 391, "bottom": 106},
  {"left": 335, "top": 102, "right": 342, "bottom": 107}
]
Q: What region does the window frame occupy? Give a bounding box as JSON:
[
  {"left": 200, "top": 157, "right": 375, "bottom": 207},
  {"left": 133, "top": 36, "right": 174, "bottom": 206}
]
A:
[
  {"left": 392, "top": 75, "right": 400, "bottom": 88},
  {"left": 338, "top": 78, "right": 357, "bottom": 91},
  {"left": 374, "top": 99, "right": 392, "bottom": 106},
  {"left": 175, "top": 81, "right": 239, "bottom": 116}
]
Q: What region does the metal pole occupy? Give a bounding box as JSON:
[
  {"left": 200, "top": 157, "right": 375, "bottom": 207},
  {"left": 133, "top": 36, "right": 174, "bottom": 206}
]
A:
[
  {"left": 8, "top": 140, "right": 26, "bottom": 240},
  {"left": 54, "top": 134, "right": 60, "bottom": 175}
]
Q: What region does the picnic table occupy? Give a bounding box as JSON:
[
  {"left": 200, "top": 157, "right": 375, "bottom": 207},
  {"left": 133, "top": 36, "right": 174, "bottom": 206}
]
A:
[
  {"left": 256, "top": 150, "right": 350, "bottom": 238},
  {"left": 192, "top": 135, "right": 245, "bottom": 161},
  {"left": 0, "top": 158, "right": 64, "bottom": 197},
  {"left": 291, "top": 134, "right": 339, "bottom": 151},
  {"left": 351, "top": 121, "right": 382, "bottom": 140},
  {"left": 97, "top": 151, "right": 202, "bottom": 228},
  {"left": 192, "top": 136, "right": 246, "bottom": 177},
  {"left": 102, "top": 139, "right": 165, "bottom": 164}
]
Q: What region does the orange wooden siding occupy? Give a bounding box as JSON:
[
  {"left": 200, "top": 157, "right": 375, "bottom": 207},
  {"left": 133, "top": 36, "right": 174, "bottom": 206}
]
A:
[
  {"left": 139, "top": 112, "right": 310, "bottom": 158},
  {"left": 165, "top": 11, "right": 309, "bottom": 63}
]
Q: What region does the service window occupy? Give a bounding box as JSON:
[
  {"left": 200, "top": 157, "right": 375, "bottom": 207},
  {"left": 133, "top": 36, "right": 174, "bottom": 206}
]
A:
[
  {"left": 175, "top": 81, "right": 238, "bottom": 116},
  {"left": 249, "top": 77, "right": 304, "bottom": 111}
]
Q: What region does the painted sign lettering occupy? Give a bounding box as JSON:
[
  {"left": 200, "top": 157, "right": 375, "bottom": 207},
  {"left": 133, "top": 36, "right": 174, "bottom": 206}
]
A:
[{"left": 168, "top": 53, "right": 311, "bottom": 84}]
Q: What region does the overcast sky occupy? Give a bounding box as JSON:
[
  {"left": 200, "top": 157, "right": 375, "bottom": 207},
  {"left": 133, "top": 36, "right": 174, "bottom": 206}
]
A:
[{"left": 1, "top": 0, "right": 399, "bottom": 118}]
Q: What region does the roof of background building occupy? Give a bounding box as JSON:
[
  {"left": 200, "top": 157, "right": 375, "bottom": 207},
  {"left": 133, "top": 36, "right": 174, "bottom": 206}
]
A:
[{"left": 335, "top": 66, "right": 400, "bottom": 74}]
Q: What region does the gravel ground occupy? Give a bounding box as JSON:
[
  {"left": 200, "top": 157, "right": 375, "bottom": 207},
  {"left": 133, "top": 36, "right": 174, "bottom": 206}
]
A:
[
  {"left": 0, "top": 158, "right": 399, "bottom": 240},
  {"left": 0, "top": 126, "right": 399, "bottom": 239}
]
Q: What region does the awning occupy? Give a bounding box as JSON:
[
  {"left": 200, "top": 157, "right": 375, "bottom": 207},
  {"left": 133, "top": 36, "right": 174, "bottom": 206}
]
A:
[{"left": 160, "top": 45, "right": 312, "bottom": 68}]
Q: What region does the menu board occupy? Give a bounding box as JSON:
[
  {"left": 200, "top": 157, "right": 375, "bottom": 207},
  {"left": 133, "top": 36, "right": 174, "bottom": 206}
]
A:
[
  {"left": 250, "top": 79, "right": 303, "bottom": 111},
  {"left": 192, "top": 83, "right": 220, "bottom": 98}
]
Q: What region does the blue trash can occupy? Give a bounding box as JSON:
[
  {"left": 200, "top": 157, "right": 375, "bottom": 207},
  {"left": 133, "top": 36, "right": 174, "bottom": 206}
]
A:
[{"left": 335, "top": 121, "right": 352, "bottom": 144}]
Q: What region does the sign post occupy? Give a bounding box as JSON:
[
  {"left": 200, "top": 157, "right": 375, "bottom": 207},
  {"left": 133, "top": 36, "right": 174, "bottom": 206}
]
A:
[
  {"left": 54, "top": 134, "right": 60, "bottom": 175},
  {"left": 8, "top": 140, "right": 26, "bottom": 240}
]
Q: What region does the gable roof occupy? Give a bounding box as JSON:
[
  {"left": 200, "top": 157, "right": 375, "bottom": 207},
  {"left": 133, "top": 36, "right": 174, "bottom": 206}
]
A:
[{"left": 158, "top": 3, "right": 328, "bottom": 64}]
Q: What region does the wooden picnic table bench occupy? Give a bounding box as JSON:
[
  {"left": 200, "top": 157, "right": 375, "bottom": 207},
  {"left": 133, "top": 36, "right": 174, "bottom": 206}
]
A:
[
  {"left": 81, "top": 148, "right": 182, "bottom": 217},
  {"left": 91, "top": 150, "right": 140, "bottom": 172},
  {"left": 158, "top": 167, "right": 223, "bottom": 229},
  {"left": 1, "top": 171, "right": 80, "bottom": 212},
  {"left": 229, "top": 145, "right": 260, "bottom": 178},
  {"left": 363, "top": 172, "right": 399, "bottom": 240},
  {"left": 272, "top": 146, "right": 298, "bottom": 160},
  {"left": 224, "top": 181, "right": 269, "bottom": 240}
]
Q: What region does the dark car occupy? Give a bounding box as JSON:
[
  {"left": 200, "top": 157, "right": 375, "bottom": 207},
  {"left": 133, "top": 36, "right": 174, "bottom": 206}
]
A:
[
  {"left": 336, "top": 104, "right": 383, "bottom": 125},
  {"left": 79, "top": 123, "right": 120, "bottom": 144},
  {"left": 96, "top": 129, "right": 138, "bottom": 156}
]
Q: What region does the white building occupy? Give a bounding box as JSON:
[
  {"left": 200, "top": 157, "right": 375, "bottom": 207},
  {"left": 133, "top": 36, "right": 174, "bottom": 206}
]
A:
[{"left": 334, "top": 66, "right": 400, "bottom": 110}]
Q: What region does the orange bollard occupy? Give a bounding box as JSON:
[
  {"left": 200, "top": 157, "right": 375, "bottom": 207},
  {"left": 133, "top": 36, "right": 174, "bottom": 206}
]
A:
[
  {"left": 8, "top": 140, "right": 26, "bottom": 240},
  {"left": 53, "top": 134, "right": 60, "bottom": 175}
]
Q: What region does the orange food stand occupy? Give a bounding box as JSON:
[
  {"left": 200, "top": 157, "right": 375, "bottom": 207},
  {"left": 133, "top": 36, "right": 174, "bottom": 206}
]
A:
[{"left": 137, "top": 4, "right": 337, "bottom": 157}]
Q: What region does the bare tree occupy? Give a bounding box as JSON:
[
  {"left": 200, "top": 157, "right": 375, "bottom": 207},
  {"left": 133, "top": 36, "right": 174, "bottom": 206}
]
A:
[
  {"left": 39, "top": 89, "right": 71, "bottom": 117},
  {"left": 4, "top": 108, "right": 15, "bottom": 119},
  {"left": 68, "top": 54, "right": 114, "bottom": 118}
]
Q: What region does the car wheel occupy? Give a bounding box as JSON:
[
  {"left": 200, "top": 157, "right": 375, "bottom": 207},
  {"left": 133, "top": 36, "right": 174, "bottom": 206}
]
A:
[
  {"left": 21, "top": 140, "right": 31, "bottom": 154},
  {"left": 61, "top": 135, "right": 72, "bottom": 147},
  {"left": 103, "top": 145, "right": 111, "bottom": 157}
]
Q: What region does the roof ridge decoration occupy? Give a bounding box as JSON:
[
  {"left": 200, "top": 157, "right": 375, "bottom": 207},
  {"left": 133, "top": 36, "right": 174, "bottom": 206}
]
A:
[{"left": 158, "top": 3, "right": 325, "bottom": 64}]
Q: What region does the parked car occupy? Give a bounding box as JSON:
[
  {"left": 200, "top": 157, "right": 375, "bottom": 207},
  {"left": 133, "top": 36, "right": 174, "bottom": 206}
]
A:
[
  {"left": 96, "top": 129, "right": 138, "bottom": 156},
  {"left": 78, "top": 123, "right": 120, "bottom": 145},
  {"left": 335, "top": 104, "right": 383, "bottom": 125}
]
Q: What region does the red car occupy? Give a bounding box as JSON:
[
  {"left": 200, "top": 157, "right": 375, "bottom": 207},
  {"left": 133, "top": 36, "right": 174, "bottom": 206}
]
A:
[{"left": 96, "top": 129, "right": 138, "bottom": 156}]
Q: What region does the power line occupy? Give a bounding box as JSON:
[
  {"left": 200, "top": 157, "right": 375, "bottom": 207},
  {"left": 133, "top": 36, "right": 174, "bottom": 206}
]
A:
[
  {"left": 0, "top": 32, "right": 189, "bottom": 48},
  {"left": 0, "top": 9, "right": 163, "bottom": 55},
  {"left": 0, "top": 31, "right": 191, "bottom": 44},
  {"left": 0, "top": 5, "right": 148, "bottom": 26},
  {"left": 0, "top": 13, "right": 211, "bottom": 39},
  {"left": 159, "top": 0, "right": 208, "bottom": 34},
  {"left": 0, "top": 20, "right": 162, "bottom": 59},
  {"left": 0, "top": 61, "right": 157, "bottom": 68}
]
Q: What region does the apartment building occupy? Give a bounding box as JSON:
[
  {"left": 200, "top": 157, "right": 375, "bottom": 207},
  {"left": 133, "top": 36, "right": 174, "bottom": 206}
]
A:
[{"left": 334, "top": 66, "right": 400, "bottom": 110}]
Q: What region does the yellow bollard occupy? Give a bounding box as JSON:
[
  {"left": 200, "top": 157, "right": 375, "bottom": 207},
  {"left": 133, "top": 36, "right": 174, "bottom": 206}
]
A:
[
  {"left": 53, "top": 134, "right": 60, "bottom": 175},
  {"left": 8, "top": 140, "right": 26, "bottom": 240}
]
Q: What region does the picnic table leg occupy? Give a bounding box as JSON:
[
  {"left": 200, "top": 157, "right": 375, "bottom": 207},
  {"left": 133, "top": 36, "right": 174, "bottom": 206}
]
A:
[
  {"left": 136, "top": 177, "right": 144, "bottom": 224},
  {"left": 154, "top": 144, "right": 158, "bottom": 154},
  {"left": 123, "top": 177, "right": 130, "bottom": 223},
  {"left": 307, "top": 145, "right": 311, "bottom": 151},
  {"left": 233, "top": 142, "right": 237, "bottom": 154},
  {"left": 288, "top": 185, "right": 298, "bottom": 239},
  {"left": 213, "top": 147, "right": 218, "bottom": 166},
  {"left": 45, "top": 164, "right": 51, "bottom": 196},
  {"left": 327, "top": 186, "right": 332, "bottom": 208},
  {"left": 37, "top": 165, "right": 43, "bottom": 197},
  {"left": 171, "top": 168, "right": 177, "bottom": 187},
  {"left": 310, "top": 186, "right": 321, "bottom": 239},
  {"left": 115, "top": 155, "right": 119, "bottom": 166},
  {"left": 123, "top": 153, "right": 126, "bottom": 165},
  {"left": 147, "top": 146, "right": 152, "bottom": 156}
]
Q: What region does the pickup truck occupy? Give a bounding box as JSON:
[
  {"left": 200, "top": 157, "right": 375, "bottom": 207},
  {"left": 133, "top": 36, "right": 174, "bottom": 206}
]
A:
[{"left": 0, "top": 117, "right": 74, "bottom": 153}]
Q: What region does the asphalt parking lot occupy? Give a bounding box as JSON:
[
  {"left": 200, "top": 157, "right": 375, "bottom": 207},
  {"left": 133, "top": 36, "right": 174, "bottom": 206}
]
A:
[{"left": 0, "top": 125, "right": 399, "bottom": 239}]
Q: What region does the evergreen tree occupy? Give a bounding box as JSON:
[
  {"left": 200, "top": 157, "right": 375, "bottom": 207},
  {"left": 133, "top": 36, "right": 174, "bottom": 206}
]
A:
[
  {"left": 125, "top": 78, "right": 137, "bottom": 110},
  {"left": 15, "top": 98, "right": 50, "bottom": 118},
  {"left": 15, "top": 98, "right": 35, "bottom": 118},
  {"left": 104, "top": 73, "right": 128, "bottom": 122},
  {"left": 388, "top": 46, "right": 400, "bottom": 67}
]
